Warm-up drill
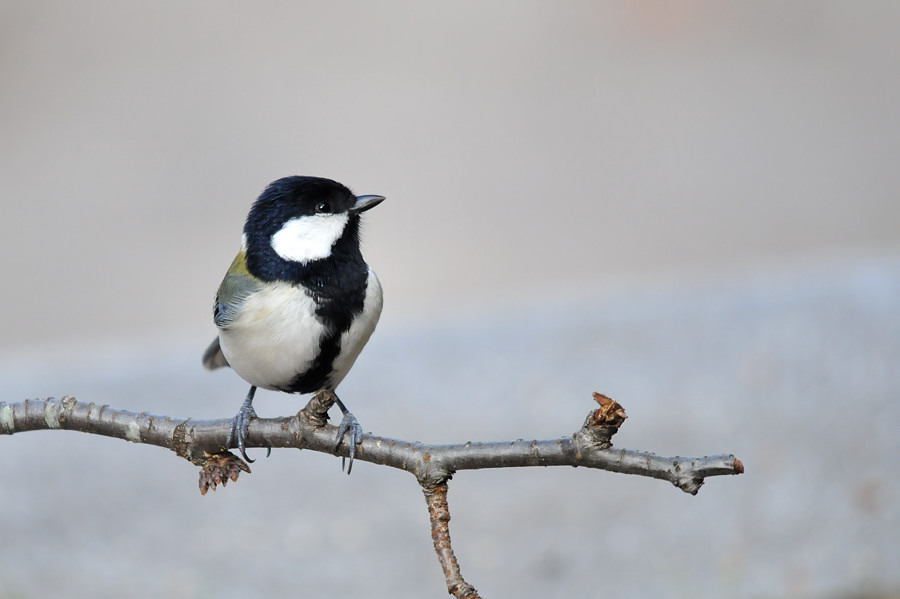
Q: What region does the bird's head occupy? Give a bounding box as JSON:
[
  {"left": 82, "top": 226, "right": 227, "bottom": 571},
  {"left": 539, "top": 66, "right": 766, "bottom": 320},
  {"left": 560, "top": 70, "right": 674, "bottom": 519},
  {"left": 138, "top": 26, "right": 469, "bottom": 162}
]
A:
[{"left": 241, "top": 176, "right": 384, "bottom": 280}]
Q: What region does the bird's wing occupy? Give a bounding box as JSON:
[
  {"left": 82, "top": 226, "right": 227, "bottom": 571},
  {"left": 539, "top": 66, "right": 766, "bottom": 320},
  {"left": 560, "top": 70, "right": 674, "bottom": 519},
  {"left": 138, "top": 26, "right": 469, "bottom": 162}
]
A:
[
  {"left": 212, "top": 249, "right": 263, "bottom": 328},
  {"left": 202, "top": 249, "right": 263, "bottom": 371}
]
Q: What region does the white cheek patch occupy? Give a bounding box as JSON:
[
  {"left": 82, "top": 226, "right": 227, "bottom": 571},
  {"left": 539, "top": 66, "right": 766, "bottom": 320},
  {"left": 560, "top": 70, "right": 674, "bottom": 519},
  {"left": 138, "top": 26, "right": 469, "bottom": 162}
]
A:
[{"left": 270, "top": 213, "right": 349, "bottom": 264}]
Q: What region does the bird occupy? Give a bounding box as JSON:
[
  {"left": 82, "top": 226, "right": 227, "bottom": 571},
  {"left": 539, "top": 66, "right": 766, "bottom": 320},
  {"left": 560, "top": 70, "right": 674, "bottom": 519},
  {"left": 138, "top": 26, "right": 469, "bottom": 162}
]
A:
[{"left": 202, "top": 175, "right": 384, "bottom": 472}]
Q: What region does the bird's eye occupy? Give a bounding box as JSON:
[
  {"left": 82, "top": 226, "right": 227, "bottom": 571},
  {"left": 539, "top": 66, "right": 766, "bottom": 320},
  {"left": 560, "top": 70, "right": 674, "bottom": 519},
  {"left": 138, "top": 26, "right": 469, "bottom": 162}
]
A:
[{"left": 315, "top": 201, "right": 331, "bottom": 214}]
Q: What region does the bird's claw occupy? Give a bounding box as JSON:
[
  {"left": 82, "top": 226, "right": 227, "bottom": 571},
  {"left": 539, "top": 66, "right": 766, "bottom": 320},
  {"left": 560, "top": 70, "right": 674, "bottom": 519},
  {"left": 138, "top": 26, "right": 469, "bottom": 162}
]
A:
[
  {"left": 230, "top": 402, "right": 257, "bottom": 463},
  {"left": 334, "top": 409, "right": 363, "bottom": 474},
  {"left": 230, "top": 388, "right": 270, "bottom": 462}
]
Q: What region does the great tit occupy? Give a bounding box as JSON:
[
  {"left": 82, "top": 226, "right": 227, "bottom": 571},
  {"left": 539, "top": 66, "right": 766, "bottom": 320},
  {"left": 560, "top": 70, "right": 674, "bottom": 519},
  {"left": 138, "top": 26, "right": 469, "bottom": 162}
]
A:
[{"left": 202, "top": 176, "right": 384, "bottom": 469}]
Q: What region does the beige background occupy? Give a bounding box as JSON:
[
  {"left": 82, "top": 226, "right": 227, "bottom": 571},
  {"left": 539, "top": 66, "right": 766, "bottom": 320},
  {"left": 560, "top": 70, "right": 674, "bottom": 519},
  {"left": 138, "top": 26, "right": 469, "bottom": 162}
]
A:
[
  {"left": 1, "top": 1, "right": 898, "bottom": 352},
  {"left": 2, "top": 3, "right": 900, "bottom": 599}
]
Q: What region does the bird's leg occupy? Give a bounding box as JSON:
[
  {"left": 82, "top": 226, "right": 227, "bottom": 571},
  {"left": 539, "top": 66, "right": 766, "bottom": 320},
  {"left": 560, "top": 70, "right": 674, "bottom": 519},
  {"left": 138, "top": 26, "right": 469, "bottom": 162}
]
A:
[
  {"left": 333, "top": 395, "right": 364, "bottom": 474},
  {"left": 230, "top": 385, "right": 269, "bottom": 463}
]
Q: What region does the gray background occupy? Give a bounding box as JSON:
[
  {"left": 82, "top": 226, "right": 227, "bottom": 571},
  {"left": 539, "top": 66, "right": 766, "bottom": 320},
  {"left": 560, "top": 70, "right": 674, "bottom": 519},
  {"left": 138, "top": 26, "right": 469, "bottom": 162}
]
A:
[{"left": 2, "top": 2, "right": 899, "bottom": 598}]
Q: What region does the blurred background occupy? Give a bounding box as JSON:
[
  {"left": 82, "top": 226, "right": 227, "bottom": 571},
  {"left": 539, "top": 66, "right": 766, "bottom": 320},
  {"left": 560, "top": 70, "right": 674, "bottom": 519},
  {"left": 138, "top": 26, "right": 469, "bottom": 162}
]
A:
[{"left": 1, "top": 2, "right": 898, "bottom": 598}]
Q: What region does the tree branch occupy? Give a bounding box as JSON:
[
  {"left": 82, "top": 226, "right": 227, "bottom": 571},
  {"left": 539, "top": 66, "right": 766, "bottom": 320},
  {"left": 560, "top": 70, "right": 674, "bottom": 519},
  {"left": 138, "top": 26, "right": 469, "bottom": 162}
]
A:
[
  {"left": 1, "top": 391, "right": 743, "bottom": 598},
  {"left": 425, "top": 484, "right": 480, "bottom": 599}
]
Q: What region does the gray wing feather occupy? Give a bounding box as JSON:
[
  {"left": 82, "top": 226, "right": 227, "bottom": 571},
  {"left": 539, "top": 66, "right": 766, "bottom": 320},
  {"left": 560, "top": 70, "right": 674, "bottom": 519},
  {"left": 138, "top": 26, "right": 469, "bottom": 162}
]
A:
[
  {"left": 202, "top": 253, "right": 263, "bottom": 370},
  {"left": 212, "top": 267, "right": 262, "bottom": 329}
]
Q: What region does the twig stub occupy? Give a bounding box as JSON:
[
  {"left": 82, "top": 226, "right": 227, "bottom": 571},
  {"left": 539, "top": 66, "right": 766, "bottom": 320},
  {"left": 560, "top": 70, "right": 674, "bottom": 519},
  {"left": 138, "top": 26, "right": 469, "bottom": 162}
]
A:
[
  {"left": 579, "top": 392, "right": 628, "bottom": 449},
  {"left": 299, "top": 389, "right": 337, "bottom": 428}
]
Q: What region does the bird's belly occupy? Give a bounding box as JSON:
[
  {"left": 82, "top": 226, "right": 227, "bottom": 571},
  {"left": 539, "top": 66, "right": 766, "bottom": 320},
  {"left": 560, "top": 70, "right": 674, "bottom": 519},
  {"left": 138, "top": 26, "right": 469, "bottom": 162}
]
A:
[{"left": 217, "top": 282, "right": 325, "bottom": 391}]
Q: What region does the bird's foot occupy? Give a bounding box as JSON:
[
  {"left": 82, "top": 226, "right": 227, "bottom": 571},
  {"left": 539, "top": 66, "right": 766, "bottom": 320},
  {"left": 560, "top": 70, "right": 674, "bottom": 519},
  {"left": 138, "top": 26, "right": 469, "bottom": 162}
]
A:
[
  {"left": 333, "top": 397, "right": 363, "bottom": 474},
  {"left": 199, "top": 452, "right": 251, "bottom": 495},
  {"left": 230, "top": 387, "right": 270, "bottom": 462}
]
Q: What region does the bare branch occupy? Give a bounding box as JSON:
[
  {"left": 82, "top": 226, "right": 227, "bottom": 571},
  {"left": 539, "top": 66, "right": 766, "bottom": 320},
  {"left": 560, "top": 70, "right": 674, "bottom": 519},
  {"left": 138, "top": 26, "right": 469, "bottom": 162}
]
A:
[
  {"left": 0, "top": 392, "right": 742, "bottom": 493},
  {"left": 1, "top": 391, "right": 743, "bottom": 596}
]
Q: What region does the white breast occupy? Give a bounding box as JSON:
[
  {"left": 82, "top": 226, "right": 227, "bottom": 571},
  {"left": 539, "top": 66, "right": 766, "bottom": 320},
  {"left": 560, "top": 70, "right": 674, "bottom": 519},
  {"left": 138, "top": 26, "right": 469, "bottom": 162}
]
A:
[
  {"left": 217, "top": 281, "right": 326, "bottom": 391},
  {"left": 216, "top": 268, "right": 383, "bottom": 393}
]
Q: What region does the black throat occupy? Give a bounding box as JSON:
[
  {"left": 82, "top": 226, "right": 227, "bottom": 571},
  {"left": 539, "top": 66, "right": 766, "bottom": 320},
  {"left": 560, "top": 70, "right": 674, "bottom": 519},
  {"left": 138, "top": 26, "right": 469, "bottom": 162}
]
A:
[{"left": 245, "top": 216, "right": 370, "bottom": 393}]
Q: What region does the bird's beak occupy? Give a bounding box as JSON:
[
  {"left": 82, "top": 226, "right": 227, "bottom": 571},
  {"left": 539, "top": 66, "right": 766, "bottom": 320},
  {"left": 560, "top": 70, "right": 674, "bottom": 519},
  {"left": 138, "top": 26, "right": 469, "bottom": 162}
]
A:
[{"left": 350, "top": 194, "right": 385, "bottom": 214}]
